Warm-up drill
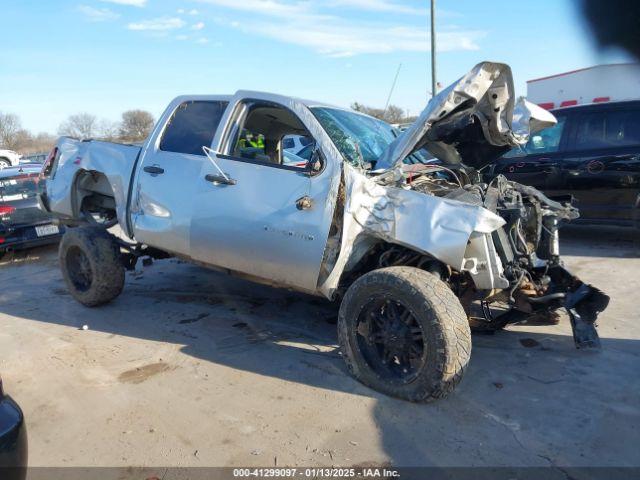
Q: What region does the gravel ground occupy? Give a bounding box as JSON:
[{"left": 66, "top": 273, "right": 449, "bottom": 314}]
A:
[{"left": 0, "top": 225, "right": 638, "bottom": 473}]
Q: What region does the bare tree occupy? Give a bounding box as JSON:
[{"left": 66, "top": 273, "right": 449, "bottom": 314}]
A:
[
  {"left": 97, "top": 119, "right": 120, "bottom": 141},
  {"left": 351, "top": 102, "right": 385, "bottom": 120},
  {"left": 0, "top": 112, "right": 23, "bottom": 150},
  {"left": 119, "top": 110, "right": 155, "bottom": 141},
  {"left": 385, "top": 105, "right": 406, "bottom": 124},
  {"left": 350, "top": 102, "right": 412, "bottom": 124},
  {"left": 58, "top": 113, "right": 98, "bottom": 140},
  {"left": 12, "top": 129, "right": 33, "bottom": 152},
  {"left": 16, "top": 132, "right": 57, "bottom": 154}
]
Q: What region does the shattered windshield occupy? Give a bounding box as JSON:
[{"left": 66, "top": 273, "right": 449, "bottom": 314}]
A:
[{"left": 310, "top": 107, "right": 428, "bottom": 168}]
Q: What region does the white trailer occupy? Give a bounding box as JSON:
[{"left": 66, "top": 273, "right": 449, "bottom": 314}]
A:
[{"left": 527, "top": 63, "right": 640, "bottom": 110}]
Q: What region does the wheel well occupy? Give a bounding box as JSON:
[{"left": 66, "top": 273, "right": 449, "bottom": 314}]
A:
[
  {"left": 338, "top": 240, "right": 450, "bottom": 296},
  {"left": 73, "top": 171, "right": 117, "bottom": 223}
]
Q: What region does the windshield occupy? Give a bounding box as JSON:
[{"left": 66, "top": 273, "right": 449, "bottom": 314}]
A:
[{"left": 310, "top": 107, "right": 428, "bottom": 168}]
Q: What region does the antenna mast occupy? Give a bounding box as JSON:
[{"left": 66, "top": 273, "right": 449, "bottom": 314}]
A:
[{"left": 383, "top": 63, "right": 402, "bottom": 116}]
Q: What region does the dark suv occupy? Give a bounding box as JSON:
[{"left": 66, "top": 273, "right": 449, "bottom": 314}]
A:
[{"left": 491, "top": 100, "right": 640, "bottom": 227}]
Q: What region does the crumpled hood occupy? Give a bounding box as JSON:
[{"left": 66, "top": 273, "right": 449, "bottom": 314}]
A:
[{"left": 375, "top": 61, "right": 557, "bottom": 171}]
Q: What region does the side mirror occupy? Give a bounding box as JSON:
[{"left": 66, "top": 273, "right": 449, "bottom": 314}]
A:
[{"left": 304, "top": 147, "right": 324, "bottom": 177}]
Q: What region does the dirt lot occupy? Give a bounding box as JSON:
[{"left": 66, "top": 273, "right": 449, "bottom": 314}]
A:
[{"left": 1, "top": 225, "right": 639, "bottom": 471}]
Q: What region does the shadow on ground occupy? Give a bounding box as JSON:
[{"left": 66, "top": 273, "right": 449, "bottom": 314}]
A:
[
  {"left": 1, "top": 224, "right": 639, "bottom": 470},
  {"left": 560, "top": 224, "right": 640, "bottom": 258}
]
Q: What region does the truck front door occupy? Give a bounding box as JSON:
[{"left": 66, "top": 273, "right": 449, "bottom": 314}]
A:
[{"left": 189, "top": 95, "right": 339, "bottom": 293}]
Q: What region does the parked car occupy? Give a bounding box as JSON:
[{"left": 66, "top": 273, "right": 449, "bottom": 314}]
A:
[
  {"left": 0, "top": 376, "right": 27, "bottom": 480},
  {"left": 0, "top": 164, "right": 64, "bottom": 257},
  {"left": 490, "top": 100, "right": 640, "bottom": 227},
  {"left": 20, "top": 153, "right": 48, "bottom": 164},
  {"left": 0, "top": 150, "right": 21, "bottom": 169},
  {"left": 41, "top": 62, "right": 609, "bottom": 402},
  {"left": 282, "top": 149, "right": 310, "bottom": 168},
  {"left": 282, "top": 134, "right": 313, "bottom": 153}
]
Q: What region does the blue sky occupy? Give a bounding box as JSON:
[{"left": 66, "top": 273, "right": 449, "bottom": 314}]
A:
[{"left": 0, "top": 0, "right": 633, "bottom": 134}]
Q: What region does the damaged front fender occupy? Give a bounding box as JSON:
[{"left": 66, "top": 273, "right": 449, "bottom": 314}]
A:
[{"left": 318, "top": 164, "right": 506, "bottom": 297}]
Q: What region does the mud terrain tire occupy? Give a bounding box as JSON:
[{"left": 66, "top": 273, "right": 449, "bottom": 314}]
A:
[
  {"left": 338, "top": 266, "right": 471, "bottom": 402},
  {"left": 59, "top": 226, "right": 124, "bottom": 307}
]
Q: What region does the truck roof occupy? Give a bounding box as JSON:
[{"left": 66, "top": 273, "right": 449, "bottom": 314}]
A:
[{"left": 171, "top": 91, "right": 348, "bottom": 112}]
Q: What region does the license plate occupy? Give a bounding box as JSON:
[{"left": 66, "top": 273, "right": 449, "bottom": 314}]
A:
[{"left": 35, "top": 224, "right": 59, "bottom": 237}]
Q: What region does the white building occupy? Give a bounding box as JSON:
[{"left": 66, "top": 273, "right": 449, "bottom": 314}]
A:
[{"left": 526, "top": 63, "right": 640, "bottom": 110}]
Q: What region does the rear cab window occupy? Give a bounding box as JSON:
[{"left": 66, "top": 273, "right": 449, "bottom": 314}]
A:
[
  {"left": 160, "top": 101, "right": 229, "bottom": 156},
  {"left": 0, "top": 172, "right": 40, "bottom": 202}
]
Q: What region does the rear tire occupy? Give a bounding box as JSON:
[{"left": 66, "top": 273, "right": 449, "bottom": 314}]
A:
[
  {"left": 0, "top": 158, "right": 10, "bottom": 169},
  {"left": 338, "top": 266, "right": 471, "bottom": 402},
  {"left": 59, "top": 226, "right": 124, "bottom": 307}
]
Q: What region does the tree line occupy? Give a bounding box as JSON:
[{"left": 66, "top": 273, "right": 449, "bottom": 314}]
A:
[
  {"left": 0, "top": 110, "right": 155, "bottom": 154},
  {"left": 350, "top": 102, "right": 418, "bottom": 125}
]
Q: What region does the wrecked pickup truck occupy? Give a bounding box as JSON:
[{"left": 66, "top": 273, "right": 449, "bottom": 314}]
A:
[{"left": 40, "top": 62, "right": 609, "bottom": 402}]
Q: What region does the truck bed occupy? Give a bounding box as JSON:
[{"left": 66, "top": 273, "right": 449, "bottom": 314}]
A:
[{"left": 45, "top": 137, "right": 142, "bottom": 232}]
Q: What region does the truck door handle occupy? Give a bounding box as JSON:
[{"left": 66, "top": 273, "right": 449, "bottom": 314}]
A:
[
  {"left": 205, "top": 174, "right": 236, "bottom": 186},
  {"left": 143, "top": 165, "right": 165, "bottom": 175}
]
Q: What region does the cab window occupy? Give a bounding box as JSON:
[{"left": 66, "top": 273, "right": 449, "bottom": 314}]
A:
[
  {"left": 228, "top": 101, "right": 315, "bottom": 169},
  {"left": 160, "top": 101, "right": 228, "bottom": 156}
]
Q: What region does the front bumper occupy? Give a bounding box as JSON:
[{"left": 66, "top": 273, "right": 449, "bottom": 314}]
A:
[
  {"left": 484, "top": 265, "right": 610, "bottom": 349},
  {"left": 549, "top": 265, "right": 610, "bottom": 348},
  {"left": 0, "top": 395, "right": 28, "bottom": 480}
]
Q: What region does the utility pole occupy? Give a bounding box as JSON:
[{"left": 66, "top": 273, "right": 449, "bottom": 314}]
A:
[{"left": 430, "top": 0, "right": 437, "bottom": 98}]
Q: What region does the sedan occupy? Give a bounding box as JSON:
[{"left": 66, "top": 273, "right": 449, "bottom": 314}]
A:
[{"left": 0, "top": 164, "right": 64, "bottom": 257}]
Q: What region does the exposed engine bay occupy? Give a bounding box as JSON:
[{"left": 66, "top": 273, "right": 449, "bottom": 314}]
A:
[
  {"left": 327, "top": 61, "right": 610, "bottom": 350},
  {"left": 390, "top": 161, "right": 610, "bottom": 348}
]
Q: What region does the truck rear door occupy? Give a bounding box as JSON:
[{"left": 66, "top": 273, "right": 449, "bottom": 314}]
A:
[{"left": 131, "top": 98, "right": 230, "bottom": 255}]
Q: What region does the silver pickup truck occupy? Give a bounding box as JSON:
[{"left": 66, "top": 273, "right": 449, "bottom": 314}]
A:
[{"left": 40, "top": 62, "right": 609, "bottom": 402}]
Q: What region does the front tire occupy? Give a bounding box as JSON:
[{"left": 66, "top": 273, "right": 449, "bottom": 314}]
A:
[
  {"left": 59, "top": 226, "right": 125, "bottom": 307},
  {"left": 0, "top": 158, "right": 10, "bottom": 169},
  {"left": 338, "top": 267, "right": 471, "bottom": 402}
]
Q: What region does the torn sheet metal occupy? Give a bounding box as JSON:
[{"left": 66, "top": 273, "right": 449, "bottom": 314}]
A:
[
  {"left": 46, "top": 137, "right": 141, "bottom": 235},
  {"left": 375, "top": 62, "right": 557, "bottom": 171},
  {"left": 318, "top": 164, "right": 506, "bottom": 297}
]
